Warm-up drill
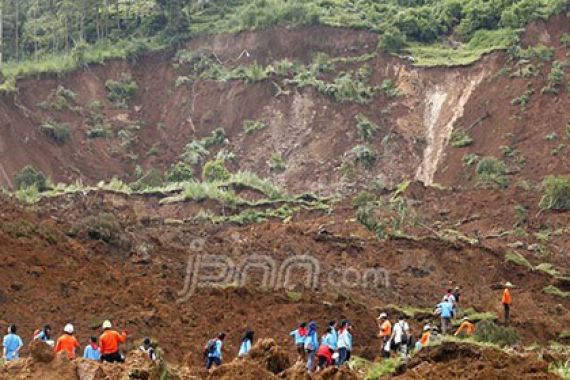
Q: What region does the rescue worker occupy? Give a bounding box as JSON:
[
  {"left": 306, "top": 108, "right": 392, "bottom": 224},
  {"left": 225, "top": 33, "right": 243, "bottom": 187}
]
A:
[
  {"left": 454, "top": 317, "right": 476, "bottom": 337},
  {"left": 376, "top": 313, "right": 392, "bottom": 358},
  {"left": 99, "top": 320, "right": 127, "bottom": 363},
  {"left": 502, "top": 282, "right": 514, "bottom": 324},
  {"left": 55, "top": 323, "right": 80, "bottom": 360}
]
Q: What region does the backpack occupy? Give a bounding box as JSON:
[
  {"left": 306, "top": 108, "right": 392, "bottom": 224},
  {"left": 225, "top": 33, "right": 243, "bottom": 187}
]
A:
[{"left": 203, "top": 339, "right": 217, "bottom": 357}]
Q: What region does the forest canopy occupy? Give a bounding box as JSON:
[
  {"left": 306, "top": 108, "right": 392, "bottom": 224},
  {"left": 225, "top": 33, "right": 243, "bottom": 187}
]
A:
[{"left": 0, "top": 0, "right": 568, "bottom": 68}]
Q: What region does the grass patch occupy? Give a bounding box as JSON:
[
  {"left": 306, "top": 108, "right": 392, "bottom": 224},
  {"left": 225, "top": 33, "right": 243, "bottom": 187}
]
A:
[
  {"left": 105, "top": 73, "right": 138, "bottom": 108},
  {"left": 14, "top": 166, "right": 48, "bottom": 191},
  {"left": 474, "top": 320, "right": 520, "bottom": 347},
  {"left": 349, "top": 356, "right": 401, "bottom": 379},
  {"left": 540, "top": 176, "right": 570, "bottom": 210},
  {"left": 544, "top": 285, "right": 570, "bottom": 299},
  {"left": 355, "top": 114, "right": 378, "bottom": 142},
  {"left": 40, "top": 121, "right": 71, "bottom": 144},
  {"left": 243, "top": 120, "right": 267, "bottom": 134},
  {"left": 286, "top": 291, "right": 303, "bottom": 302},
  {"left": 476, "top": 157, "right": 508, "bottom": 189},
  {"left": 536, "top": 263, "right": 560, "bottom": 277},
  {"left": 505, "top": 251, "right": 533, "bottom": 269},
  {"left": 408, "top": 29, "right": 519, "bottom": 67},
  {"left": 450, "top": 130, "right": 474, "bottom": 148}
]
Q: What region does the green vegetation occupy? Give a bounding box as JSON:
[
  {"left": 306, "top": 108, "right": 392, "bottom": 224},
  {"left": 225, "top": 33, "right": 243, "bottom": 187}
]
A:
[
  {"left": 243, "top": 120, "right": 267, "bottom": 134},
  {"left": 349, "top": 356, "right": 401, "bottom": 379},
  {"left": 549, "top": 361, "right": 570, "bottom": 380},
  {"left": 165, "top": 162, "right": 194, "bottom": 183},
  {"left": 203, "top": 159, "right": 231, "bottom": 182},
  {"left": 474, "top": 320, "right": 520, "bottom": 347},
  {"left": 511, "top": 87, "right": 534, "bottom": 111},
  {"left": 476, "top": 157, "right": 508, "bottom": 189},
  {"left": 87, "top": 128, "right": 111, "bottom": 139},
  {"left": 540, "top": 176, "right": 570, "bottom": 210},
  {"left": 286, "top": 291, "right": 303, "bottom": 302},
  {"left": 536, "top": 263, "right": 559, "bottom": 277},
  {"left": 542, "top": 61, "right": 568, "bottom": 95},
  {"left": 505, "top": 251, "right": 532, "bottom": 270},
  {"left": 76, "top": 212, "right": 122, "bottom": 245},
  {"left": 40, "top": 121, "right": 71, "bottom": 144},
  {"left": 355, "top": 114, "right": 378, "bottom": 142},
  {"left": 0, "top": 219, "right": 61, "bottom": 244},
  {"left": 14, "top": 166, "right": 48, "bottom": 191},
  {"left": 562, "top": 33, "right": 570, "bottom": 48},
  {"left": 462, "top": 153, "right": 480, "bottom": 167},
  {"left": 544, "top": 285, "right": 570, "bottom": 298},
  {"left": 450, "top": 130, "right": 474, "bottom": 148},
  {"left": 38, "top": 85, "right": 78, "bottom": 111},
  {"left": 353, "top": 145, "right": 377, "bottom": 169},
  {"left": 105, "top": 74, "right": 138, "bottom": 108},
  {"left": 269, "top": 153, "right": 286, "bottom": 172},
  {"left": 352, "top": 191, "right": 377, "bottom": 209}
]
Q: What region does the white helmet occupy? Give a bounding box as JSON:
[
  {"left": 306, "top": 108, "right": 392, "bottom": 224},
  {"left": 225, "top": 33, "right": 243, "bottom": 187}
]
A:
[
  {"left": 102, "top": 320, "right": 112, "bottom": 329},
  {"left": 64, "top": 323, "right": 74, "bottom": 334}
]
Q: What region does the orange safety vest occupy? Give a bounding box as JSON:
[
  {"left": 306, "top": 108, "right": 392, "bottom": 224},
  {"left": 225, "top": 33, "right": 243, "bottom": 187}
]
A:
[
  {"left": 502, "top": 289, "right": 512, "bottom": 305},
  {"left": 99, "top": 330, "right": 127, "bottom": 355},
  {"left": 379, "top": 320, "right": 392, "bottom": 337},
  {"left": 55, "top": 334, "right": 80, "bottom": 359},
  {"left": 455, "top": 321, "right": 475, "bottom": 336}
]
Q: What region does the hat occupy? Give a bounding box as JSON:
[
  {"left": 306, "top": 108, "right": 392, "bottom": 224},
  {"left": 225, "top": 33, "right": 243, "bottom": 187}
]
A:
[
  {"left": 64, "top": 323, "right": 74, "bottom": 334},
  {"left": 505, "top": 282, "right": 514, "bottom": 288},
  {"left": 102, "top": 320, "right": 112, "bottom": 329},
  {"left": 423, "top": 324, "right": 431, "bottom": 331},
  {"left": 377, "top": 312, "right": 387, "bottom": 320},
  {"left": 463, "top": 316, "right": 470, "bottom": 321}
]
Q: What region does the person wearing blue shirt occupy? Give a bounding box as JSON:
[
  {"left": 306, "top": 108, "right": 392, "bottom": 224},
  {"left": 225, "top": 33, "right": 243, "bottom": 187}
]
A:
[
  {"left": 304, "top": 321, "right": 318, "bottom": 373},
  {"left": 238, "top": 330, "right": 254, "bottom": 358},
  {"left": 289, "top": 322, "right": 307, "bottom": 361},
  {"left": 337, "top": 320, "right": 353, "bottom": 366},
  {"left": 327, "top": 321, "right": 338, "bottom": 351},
  {"left": 3, "top": 325, "right": 23, "bottom": 362},
  {"left": 437, "top": 299, "right": 455, "bottom": 335},
  {"left": 206, "top": 333, "right": 225, "bottom": 370},
  {"left": 321, "top": 327, "right": 336, "bottom": 350},
  {"left": 83, "top": 336, "right": 101, "bottom": 361}
]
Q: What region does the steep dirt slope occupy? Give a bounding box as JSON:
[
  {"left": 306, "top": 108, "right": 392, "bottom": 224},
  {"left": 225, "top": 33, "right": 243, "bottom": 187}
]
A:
[
  {"left": 0, "top": 26, "right": 498, "bottom": 194},
  {"left": 435, "top": 15, "right": 570, "bottom": 187}
]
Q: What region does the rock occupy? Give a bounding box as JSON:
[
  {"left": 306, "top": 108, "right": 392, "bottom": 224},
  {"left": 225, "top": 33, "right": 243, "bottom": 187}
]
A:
[
  {"left": 507, "top": 241, "right": 525, "bottom": 249},
  {"left": 10, "top": 281, "right": 23, "bottom": 291},
  {"left": 29, "top": 340, "right": 55, "bottom": 363},
  {"left": 76, "top": 359, "right": 107, "bottom": 380},
  {"left": 527, "top": 244, "right": 541, "bottom": 252},
  {"left": 248, "top": 338, "right": 290, "bottom": 374}
]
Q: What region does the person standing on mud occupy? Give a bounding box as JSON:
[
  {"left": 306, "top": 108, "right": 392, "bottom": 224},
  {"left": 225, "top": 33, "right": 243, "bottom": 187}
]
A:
[
  {"left": 99, "top": 320, "right": 127, "bottom": 363},
  {"left": 337, "top": 320, "right": 353, "bottom": 366},
  {"left": 391, "top": 316, "right": 410, "bottom": 357},
  {"left": 238, "top": 330, "right": 254, "bottom": 358},
  {"left": 436, "top": 299, "right": 454, "bottom": 335},
  {"left": 55, "top": 324, "right": 80, "bottom": 360},
  {"left": 205, "top": 332, "right": 225, "bottom": 370},
  {"left": 502, "top": 282, "right": 514, "bottom": 324},
  {"left": 290, "top": 322, "right": 307, "bottom": 362},
  {"left": 376, "top": 313, "right": 392, "bottom": 358},
  {"left": 304, "top": 321, "right": 319, "bottom": 373},
  {"left": 2, "top": 324, "right": 23, "bottom": 362}
]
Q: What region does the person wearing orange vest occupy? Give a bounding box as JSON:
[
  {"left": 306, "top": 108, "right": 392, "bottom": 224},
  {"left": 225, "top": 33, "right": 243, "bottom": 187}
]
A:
[
  {"left": 99, "top": 320, "right": 127, "bottom": 363},
  {"left": 454, "top": 317, "right": 476, "bottom": 336},
  {"left": 376, "top": 313, "right": 392, "bottom": 358},
  {"left": 415, "top": 324, "right": 431, "bottom": 351},
  {"left": 55, "top": 324, "right": 80, "bottom": 360},
  {"left": 502, "top": 282, "right": 513, "bottom": 324}
]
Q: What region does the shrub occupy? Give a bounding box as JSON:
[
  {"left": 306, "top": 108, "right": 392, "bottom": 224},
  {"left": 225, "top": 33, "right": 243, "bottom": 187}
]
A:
[
  {"left": 476, "top": 157, "right": 508, "bottom": 189},
  {"left": 539, "top": 176, "right": 570, "bottom": 210},
  {"left": 14, "top": 166, "right": 48, "bottom": 191},
  {"left": 79, "top": 212, "right": 122, "bottom": 245},
  {"left": 40, "top": 121, "right": 71, "bottom": 143},
  {"left": 378, "top": 28, "right": 406, "bottom": 53},
  {"left": 87, "top": 128, "right": 110, "bottom": 139},
  {"left": 353, "top": 145, "right": 377, "bottom": 169},
  {"left": 166, "top": 162, "right": 194, "bottom": 182},
  {"left": 181, "top": 140, "right": 209, "bottom": 165},
  {"left": 203, "top": 128, "right": 227, "bottom": 148},
  {"left": 203, "top": 159, "right": 230, "bottom": 182},
  {"left": 450, "top": 130, "right": 474, "bottom": 148},
  {"left": 269, "top": 153, "right": 286, "bottom": 172},
  {"left": 244, "top": 120, "right": 267, "bottom": 134},
  {"left": 542, "top": 61, "right": 568, "bottom": 95},
  {"left": 105, "top": 73, "right": 138, "bottom": 107},
  {"left": 462, "top": 154, "right": 480, "bottom": 167},
  {"left": 352, "top": 191, "right": 376, "bottom": 209},
  {"left": 561, "top": 33, "right": 570, "bottom": 48},
  {"left": 474, "top": 320, "right": 520, "bottom": 347},
  {"left": 355, "top": 114, "right": 378, "bottom": 142},
  {"left": 535, "top": 263, "right": 559, "bottom": 277},
  {"left": 511, "top": 87, "right": 534, "bottom": 111},
  {"left": 379, "top": 79, "right": 401, "bottom": 98}
]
